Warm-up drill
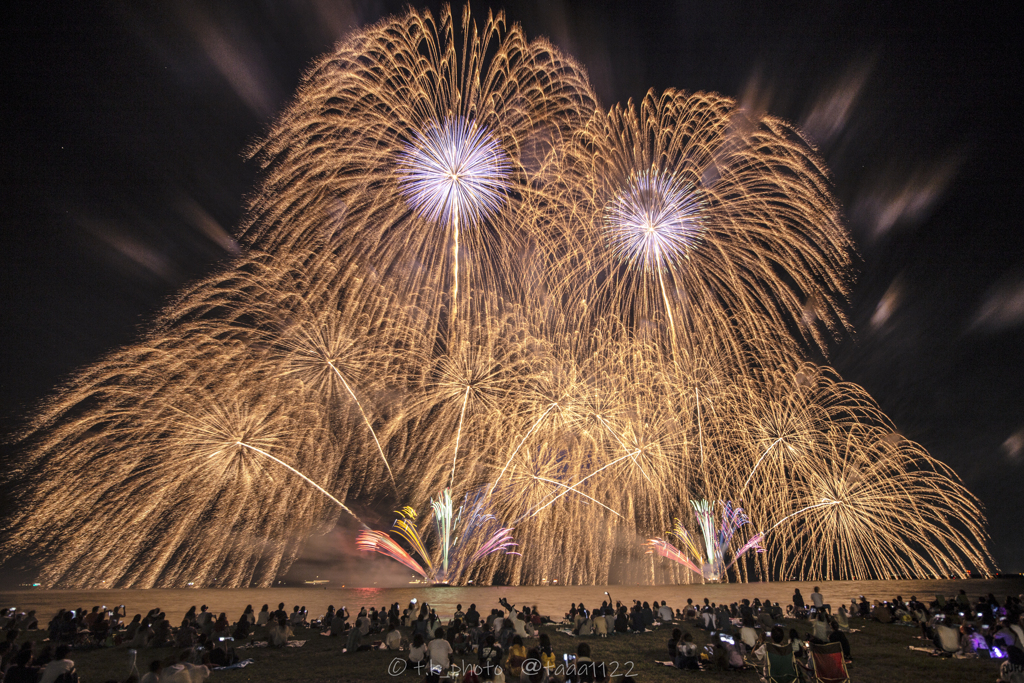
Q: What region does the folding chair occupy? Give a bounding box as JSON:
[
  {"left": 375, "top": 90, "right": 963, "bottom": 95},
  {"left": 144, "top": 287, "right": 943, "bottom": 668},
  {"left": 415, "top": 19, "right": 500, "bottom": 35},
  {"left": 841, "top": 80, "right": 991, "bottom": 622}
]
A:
[
  {"left": 809, "top": 642, "right": 850, "bottom": 683},
  {"left": 764, "top": 642, "right": 800, "bottom": 683}
]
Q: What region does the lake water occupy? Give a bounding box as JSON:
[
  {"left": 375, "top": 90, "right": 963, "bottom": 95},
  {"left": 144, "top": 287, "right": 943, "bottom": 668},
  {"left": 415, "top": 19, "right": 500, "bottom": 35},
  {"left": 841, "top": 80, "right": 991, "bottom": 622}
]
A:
[{"left": 4, "top": 578, "right": 1022, "bottom": 622}]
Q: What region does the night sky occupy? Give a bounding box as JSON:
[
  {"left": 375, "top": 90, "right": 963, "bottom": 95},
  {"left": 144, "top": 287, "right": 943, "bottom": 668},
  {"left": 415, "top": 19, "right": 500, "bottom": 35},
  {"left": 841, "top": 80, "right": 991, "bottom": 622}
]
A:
[{"left": 3, "top": 2, "right": 1021, "bottom": 572}]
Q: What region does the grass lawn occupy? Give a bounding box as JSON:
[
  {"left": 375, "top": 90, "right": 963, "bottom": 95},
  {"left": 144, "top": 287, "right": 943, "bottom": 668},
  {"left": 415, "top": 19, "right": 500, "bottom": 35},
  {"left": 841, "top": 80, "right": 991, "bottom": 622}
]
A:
[{"left": 21, "top": 617, "right": 1002, "bottom": 682}]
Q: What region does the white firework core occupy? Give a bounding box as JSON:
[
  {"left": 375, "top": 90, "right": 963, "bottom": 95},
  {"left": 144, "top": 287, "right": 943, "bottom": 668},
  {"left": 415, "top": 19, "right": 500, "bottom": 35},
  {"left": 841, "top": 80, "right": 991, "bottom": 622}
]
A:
[
  {"left": 396, "top": 117, "right": 512, "bottom": 226},
  {"left": 606, "top": 169, "right": 703, "bottom": 268}
]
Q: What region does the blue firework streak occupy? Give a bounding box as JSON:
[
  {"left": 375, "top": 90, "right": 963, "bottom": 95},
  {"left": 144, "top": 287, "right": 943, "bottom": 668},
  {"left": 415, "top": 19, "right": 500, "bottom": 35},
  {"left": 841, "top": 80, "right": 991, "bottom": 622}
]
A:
[
  {"left": 605, "top": 169, "right": 703, "bottom": 269},
  {"left": 396, "top": 117, "right": 512, "bottom": 227}
]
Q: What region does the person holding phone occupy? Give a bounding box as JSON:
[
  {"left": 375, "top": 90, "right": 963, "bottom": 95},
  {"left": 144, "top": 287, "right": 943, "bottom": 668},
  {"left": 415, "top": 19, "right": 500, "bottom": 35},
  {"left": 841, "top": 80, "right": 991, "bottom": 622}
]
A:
[
  {"left": 107, "top": 605, "right": 125, "bottom": 631},
  {"left": 711, "top": 633, "right": 744, "bottom": 671},
  {"left": 329, "top": 608, "right": 347, "bottom": 637},
  {"left": 563, "top": 652, "right": 577, "bottom": 681},
  {"left": 567, "top": 642, "right": 607, "bottom": 683}
]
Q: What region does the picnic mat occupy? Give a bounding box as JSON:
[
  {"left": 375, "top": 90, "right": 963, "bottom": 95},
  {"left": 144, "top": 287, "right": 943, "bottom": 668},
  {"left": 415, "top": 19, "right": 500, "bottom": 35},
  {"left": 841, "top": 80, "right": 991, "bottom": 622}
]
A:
[
  {"left": 212, "top": 658, "right": 255, "bottom": 671},
  {"left": 237, "top": 640, "right": 306, "bottom": 649}
]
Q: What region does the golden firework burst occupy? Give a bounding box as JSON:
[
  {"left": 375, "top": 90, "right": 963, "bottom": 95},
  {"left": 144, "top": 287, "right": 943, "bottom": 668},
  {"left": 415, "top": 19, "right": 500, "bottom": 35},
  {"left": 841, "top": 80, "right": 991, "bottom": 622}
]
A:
[{"left": 2, "top": 5, "right": 994, "bottom": 587}]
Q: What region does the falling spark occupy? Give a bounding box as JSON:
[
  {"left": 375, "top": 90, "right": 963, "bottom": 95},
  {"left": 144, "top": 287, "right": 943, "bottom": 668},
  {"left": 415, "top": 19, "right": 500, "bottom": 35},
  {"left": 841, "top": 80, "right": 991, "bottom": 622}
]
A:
[{"left": 235, "top": 441, "right": 361, "bottom": 523}]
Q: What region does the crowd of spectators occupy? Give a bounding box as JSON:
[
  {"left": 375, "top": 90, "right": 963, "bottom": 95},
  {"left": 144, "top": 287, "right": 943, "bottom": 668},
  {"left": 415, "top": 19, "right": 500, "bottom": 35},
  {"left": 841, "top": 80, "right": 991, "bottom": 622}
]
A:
[{"left": 0, "top": 586, "right": 1022, "bottom": 682}]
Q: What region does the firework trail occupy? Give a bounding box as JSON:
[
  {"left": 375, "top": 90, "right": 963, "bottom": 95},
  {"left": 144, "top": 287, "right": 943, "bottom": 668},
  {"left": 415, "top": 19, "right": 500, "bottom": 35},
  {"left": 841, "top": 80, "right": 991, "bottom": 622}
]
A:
[{"left": 1, "top": 5, "right": 995, "bottom": 586}]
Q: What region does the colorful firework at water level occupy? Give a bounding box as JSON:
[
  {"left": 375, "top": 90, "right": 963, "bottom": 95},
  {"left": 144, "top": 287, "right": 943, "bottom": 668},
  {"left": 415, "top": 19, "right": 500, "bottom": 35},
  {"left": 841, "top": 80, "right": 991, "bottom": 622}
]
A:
[
  {"left": 356, "top": 488, "right": 518, "bottom": 584},
  {"left": 647, "top": 501, "right": 764, "bottom": 582}
]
